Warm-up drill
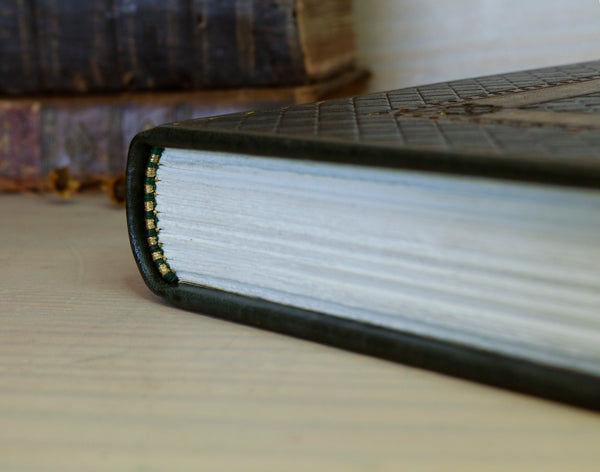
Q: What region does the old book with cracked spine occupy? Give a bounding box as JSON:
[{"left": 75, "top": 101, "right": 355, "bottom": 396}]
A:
[
  {"left": 0, "top": 0, "right": 356, "bottom": 95},
  {"left": 0, "top": 68, "right": 368, "bottom": 192}
]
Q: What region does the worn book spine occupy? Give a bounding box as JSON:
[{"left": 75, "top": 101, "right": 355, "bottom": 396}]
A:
[
  {"left": 0, "top": 0, "right": 39, "bottom": 94},
  {"left": 0, "top": 69, "right": 368, "bottom": 192},
  {"left": 0, "top": 93, "right": 289, "bottom": 192},
  {"left": 0, "top": 0, "right": 355, "bottom": 95}
]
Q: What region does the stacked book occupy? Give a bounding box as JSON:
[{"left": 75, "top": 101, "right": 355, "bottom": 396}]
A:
[{"left": 0, "top": 0, "right": 364, "bottom": 196}]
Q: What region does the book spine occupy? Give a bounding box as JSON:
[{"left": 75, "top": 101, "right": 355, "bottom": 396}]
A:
[
  {"left": 0, "top": 0, "right": 312, "bottom": 95},
  {"left": 0, "top": 102, "right": 42, "bottom": 191},
  {"left": 111, "top": 0, "right": 309, "bottom": 89},
  {"left": 33, "top": 0, "right": 122, "bottom": 93},
  {"left": 0, "top": 95, "right": 294, "bottom": 191},
  {"left": 0, "top": 0, "right": 40, "bottom": 94},
  {"left": 113, "top": 0, "right": 195, "bottom": 90},
  {"left": 248, "top": 0, "right": 307, "bottom": 85}
]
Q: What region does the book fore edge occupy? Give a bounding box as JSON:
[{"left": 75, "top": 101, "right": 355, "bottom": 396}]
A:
[{"left": 144, "top": 147, "right": 178, "bottom": 284}]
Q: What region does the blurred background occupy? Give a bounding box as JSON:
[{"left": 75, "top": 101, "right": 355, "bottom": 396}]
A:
[{"left": 354, "top": 0, "right": 600, "bottom": 91}]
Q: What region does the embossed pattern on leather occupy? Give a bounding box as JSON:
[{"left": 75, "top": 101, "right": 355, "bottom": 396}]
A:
[
  {"left": 186, "top": 61, "right": 600, "bottom": 162},
  {"left": 524, "top": 91, "right": 600, "bottom": 114}
]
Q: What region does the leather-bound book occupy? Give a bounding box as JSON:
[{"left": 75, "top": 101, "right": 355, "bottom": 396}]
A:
[
  {"left": 0, "top": 68, "right": 367, "bottom": 192},
  {"left": 126, "top": 61, "right": 600, "bottom": 411},
  {"left": 0, "top": 0, "right": 356, "bottom": 95}
]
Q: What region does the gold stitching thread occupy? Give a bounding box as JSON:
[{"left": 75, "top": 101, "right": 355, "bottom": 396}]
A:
[{"left": 145, "top": 147, "right": 178, "bottom": 284}]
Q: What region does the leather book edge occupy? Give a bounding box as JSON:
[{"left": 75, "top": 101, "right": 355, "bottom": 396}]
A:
[{"left": 126, "top": 126, "right": 600, "bottom": 411}]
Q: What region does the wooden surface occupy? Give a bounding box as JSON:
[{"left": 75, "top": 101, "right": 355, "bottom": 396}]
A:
[
  {"left": 353, "top": 0, "right": 600, "bottom": 91},
  {"left": 2, "top": 194, "right": 600, "bottom": 470}
]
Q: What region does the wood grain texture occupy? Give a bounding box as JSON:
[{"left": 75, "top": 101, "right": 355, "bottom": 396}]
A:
[
  {"left": 2, "top": 194, "right": 600, "bottom": 470},
  {"left": 353, "top": 0, "right": 600, "bottom": 91}
]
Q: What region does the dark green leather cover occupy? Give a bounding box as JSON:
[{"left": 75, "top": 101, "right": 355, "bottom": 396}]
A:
[{"left": 127, "top": 61, "right": 600, "bottom": 411}]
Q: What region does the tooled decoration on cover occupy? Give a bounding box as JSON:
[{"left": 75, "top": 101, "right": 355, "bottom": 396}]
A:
[{"left": 144, "top": 147, "right": 178, "bottom": 284}]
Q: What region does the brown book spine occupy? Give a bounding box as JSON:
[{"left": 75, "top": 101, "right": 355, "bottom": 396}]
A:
[
  {"left": 34, "top": 0, "right": 121, "bottom": 93},
  {"left": 0, "top": 95, "right": 274, "bottom": 191},
  {"left": 0, "top": 0, "right": 355, "bottom": 95},
  {"left": 0, "top": 68, "right": 368, "bottom": 192},
  {"left": 0, "top": 102, "right": 42, "bottom": 191},
  {"left": 0, "top": 0, "right": 39, "bottom": 94}
]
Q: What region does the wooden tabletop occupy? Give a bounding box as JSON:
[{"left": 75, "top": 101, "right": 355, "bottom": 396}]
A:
[{"left": 2, "top": 193, "right": 599, "bottom": 470}]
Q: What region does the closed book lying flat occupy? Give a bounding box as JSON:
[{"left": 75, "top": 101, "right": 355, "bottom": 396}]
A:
[{"left": 127, "top": 61, "right": 600, "bottom": 410}]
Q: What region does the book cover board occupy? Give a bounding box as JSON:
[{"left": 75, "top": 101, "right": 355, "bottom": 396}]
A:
[{"left": 127, "top": 61, "right": 600, "bottom": 410}]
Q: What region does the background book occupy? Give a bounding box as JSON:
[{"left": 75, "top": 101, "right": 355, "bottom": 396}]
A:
[
  {"left": 0, "top": 0, "right": 355, "bottom": 95},
  {"left": 0, "top": 69, "right": 367, "bottom": 193}
]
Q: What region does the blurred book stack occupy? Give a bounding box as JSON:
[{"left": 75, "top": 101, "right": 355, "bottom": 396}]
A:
[{"left": 0, "top": 0, "right": 366, "bottom": 195}]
